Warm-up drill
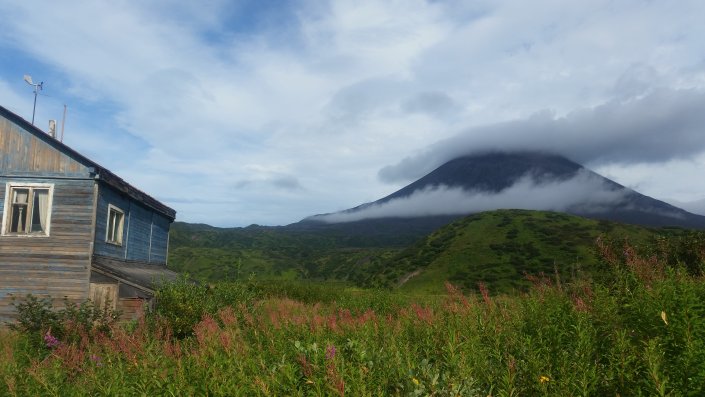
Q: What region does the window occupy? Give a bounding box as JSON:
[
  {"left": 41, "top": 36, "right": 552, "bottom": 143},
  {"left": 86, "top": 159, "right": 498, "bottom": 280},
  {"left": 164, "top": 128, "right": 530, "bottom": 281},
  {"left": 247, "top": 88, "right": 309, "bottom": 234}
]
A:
[
  {"left": 106, "top": 205, "right": 124, "bottom": 245},
  {"left": 2, "top": 183, "right": 53, "bottom": 236}
]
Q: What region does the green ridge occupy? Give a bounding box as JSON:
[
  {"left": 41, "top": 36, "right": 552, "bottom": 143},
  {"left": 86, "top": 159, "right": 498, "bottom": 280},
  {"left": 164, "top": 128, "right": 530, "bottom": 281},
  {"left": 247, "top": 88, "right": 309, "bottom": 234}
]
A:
[
  {"left": 383, "top": 210, "right": 660, "bottom": 294},
  {"left": 168, "top": 209, "right": 696, "bottom": 293}
]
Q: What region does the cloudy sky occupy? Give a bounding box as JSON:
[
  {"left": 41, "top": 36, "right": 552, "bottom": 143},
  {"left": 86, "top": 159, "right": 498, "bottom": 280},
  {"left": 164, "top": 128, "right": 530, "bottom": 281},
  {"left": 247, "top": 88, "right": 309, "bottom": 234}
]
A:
[{"left": 1, "top": 0, "right": 705, "bottom": 226}]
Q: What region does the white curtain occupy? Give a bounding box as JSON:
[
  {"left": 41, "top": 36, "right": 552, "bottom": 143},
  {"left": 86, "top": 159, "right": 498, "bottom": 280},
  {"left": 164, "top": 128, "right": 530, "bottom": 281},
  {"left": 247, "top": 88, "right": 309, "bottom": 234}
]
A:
[
  {"left": 13, "top": 189, "right": 28, "bottom": 232},
  {"left": 36, "top": 189, "right": 49, "bottom": 232}
]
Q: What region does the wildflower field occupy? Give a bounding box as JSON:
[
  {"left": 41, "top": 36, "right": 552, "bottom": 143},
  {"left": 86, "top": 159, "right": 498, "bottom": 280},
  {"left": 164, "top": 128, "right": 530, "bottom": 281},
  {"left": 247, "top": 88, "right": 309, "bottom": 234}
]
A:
[{"left": 2, "top": 239, "right": 705, "bottom": 396}]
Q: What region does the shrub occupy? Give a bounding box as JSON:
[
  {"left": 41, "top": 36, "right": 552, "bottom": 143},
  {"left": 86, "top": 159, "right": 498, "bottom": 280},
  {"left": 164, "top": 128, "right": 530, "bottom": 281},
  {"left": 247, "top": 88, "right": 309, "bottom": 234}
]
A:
[
  {"left": 9, "top": 295, "right": 61, "bottom": 334},
  {"left": 9, "top": 295, "right": 120, "bottom": 351},
  {"left": 153, "top": 275, "right": 258, "bottom": 337}
]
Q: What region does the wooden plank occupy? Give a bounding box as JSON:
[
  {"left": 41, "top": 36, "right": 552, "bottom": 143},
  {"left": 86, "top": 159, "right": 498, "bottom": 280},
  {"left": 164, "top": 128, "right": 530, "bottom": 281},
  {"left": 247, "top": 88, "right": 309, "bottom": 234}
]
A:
[
  {"left": 0, "top": 119, "right": 89, "bottom": 176},
  {"left": 118, "top": 298, "right": 147, "bottom": 321},
  {"left": 0, "top": 177, "right": 94, "bottom": 323},
  {"left": 89, "top": 283, "right": 118, "bottom": 311}
]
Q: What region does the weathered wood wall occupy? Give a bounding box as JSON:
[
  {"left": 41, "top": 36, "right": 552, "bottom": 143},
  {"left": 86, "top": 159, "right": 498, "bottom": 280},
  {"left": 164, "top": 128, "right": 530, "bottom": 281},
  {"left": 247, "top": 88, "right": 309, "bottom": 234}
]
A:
[
  {"left": 126, "top": 201, "right": 151, "bottom": 260},
  {"left": 89, "top": 282, "right": 118, "bottom": 311},
  {"left": 119, "top": 298, "right": 147, "bottom": 321},
  {"left": 93, "top": 185, "right": 130, "bottom": 259},
  {"left": 0, "top": 114, "right": 95, "bottom": 324},
  {"left": 150, "top": 213, "right": 171, "bottom": 264},
  {"left": 0, "top": 178, "right": 95, "bottom": 323},
  {"left": 0, "top": 117, "right": 88, "bottom": 177},
  {"left": 89, "top": 270, "right": 151, "bottom": 321},
  {"left": 93, "top": 184, "right": 170, "bottom": 264}
]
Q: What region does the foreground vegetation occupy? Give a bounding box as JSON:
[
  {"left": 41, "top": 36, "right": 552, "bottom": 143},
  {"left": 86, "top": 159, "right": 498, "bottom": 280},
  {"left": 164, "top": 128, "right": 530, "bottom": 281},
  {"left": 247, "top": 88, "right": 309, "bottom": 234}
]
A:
[{"left": 3, "top": 236, "right": 705, "bottom": 395}]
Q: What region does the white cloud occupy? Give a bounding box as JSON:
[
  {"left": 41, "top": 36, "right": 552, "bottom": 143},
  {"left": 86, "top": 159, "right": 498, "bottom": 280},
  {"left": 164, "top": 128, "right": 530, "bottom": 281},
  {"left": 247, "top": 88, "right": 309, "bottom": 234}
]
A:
[
  {"left": 668, "top": 199, "right": 705, "bottom": 216},
  {"left": 1, "top": 0, "right": 705, "bottom": 226},
  {"left": 313, "top": 170, "right": 628, "bottom": 223},
  {"left": 380, "top": 88, "right": 705, "bottom": 183}
]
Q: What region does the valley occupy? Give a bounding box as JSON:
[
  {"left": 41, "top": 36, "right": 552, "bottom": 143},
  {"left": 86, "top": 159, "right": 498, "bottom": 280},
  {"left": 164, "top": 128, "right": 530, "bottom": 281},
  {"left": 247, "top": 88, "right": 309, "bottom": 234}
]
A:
[
  {"left": 169, "top": 209, "right": 701, "bottom": 294},
  {"left": 169, "top": 151, "right": 705, "bottom": 294}
]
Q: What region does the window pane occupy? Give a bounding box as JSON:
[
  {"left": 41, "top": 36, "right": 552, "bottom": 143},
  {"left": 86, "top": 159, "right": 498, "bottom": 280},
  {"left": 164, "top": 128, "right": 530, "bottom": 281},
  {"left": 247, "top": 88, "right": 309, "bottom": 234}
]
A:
[
  {"left": 30, "top": 189, "right": 49, "bottom": 233},
  {"left": 13, "top": 189, "right": 29, "bottom": 204},
  {"left": 10, "top": 188, "right": 30, "bottom": 233},
  {"left": 106, "top": 208, "right": 124, "bottom": 244},
  {"left": 115, "top": 213, "right": 123, "bottom": 243},
  {"left": 5, "top": 186, "right": 51, "bottom": 236},
  {"left": 108, "top": 212, "right": 115, "bottom": 241},
  {"left": 10, "top": 204, "right": 26, "bottom": 233}
]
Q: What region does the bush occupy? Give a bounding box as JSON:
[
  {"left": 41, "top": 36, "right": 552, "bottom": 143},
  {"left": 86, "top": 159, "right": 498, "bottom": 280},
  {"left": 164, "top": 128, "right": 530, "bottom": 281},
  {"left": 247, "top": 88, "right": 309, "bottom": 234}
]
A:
[
  {"left": 9, "top": 295, "right": 120, "bottom": 350},
  {"left": 9, "top": 295, "right": 60, "bottom": 334},
  {"left": 153, "top": 275, "right": 258, "bottom": 337}
]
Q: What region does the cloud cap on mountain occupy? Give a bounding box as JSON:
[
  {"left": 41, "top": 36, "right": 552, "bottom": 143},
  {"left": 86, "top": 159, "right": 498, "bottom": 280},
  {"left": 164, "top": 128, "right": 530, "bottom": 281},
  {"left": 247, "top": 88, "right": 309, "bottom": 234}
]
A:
[
  {"left": 315, "top": 170, "right": 628, "bottom": 223},
  {"left": 380, "top": 88, "right": 705, "bottom": 184}
]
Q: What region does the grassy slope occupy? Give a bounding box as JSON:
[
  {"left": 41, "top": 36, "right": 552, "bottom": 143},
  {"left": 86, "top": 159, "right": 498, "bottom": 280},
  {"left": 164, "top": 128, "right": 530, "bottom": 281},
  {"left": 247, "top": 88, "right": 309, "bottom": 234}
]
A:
[
  {"left": 386, "top": 210, "right": 662, "bottom": 294},
  {"left": 168, "top": 223, "right": 401, "bottom": 284},
  {"left": 168, "top": 209, "right": 693, "bottom": 294}
]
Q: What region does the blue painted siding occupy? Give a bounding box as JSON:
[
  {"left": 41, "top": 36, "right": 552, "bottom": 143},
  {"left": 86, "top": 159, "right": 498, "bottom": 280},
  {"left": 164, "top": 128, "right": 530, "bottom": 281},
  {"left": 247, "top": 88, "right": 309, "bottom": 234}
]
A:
[
  {"left": 150, "top": 213, "right": 170, "bottom": 264},
  {"left": 93, "top": 183, "right": 171, "bottom": 264},
  {"left": 93, "top": 185, "right": 130, "bottom": 259},
  {"left": 126, "top": 203, "right": 151, "bottom": 261}
]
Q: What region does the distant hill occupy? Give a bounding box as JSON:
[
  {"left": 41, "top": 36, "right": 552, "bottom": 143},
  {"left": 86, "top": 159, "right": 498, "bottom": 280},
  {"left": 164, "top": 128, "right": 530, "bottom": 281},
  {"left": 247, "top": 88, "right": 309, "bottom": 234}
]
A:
[
  {"left": 299, "top": 152, "right": 705, "bottom": 231},
  {"left": 168, "top": 222, "right": 402, "bottom": 284},
  {"left": 370, "top": 209, "right": 663, "bottom": 294},
  {"left": 169, "top": 208, "right": 701, "bottom": 293}
]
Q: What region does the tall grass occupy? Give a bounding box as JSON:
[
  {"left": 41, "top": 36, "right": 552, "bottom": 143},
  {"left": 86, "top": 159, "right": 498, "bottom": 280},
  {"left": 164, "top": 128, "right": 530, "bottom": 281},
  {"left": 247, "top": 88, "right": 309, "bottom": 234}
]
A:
[{"left": 2, "top": 239, "right": 705, "bottom": 395}]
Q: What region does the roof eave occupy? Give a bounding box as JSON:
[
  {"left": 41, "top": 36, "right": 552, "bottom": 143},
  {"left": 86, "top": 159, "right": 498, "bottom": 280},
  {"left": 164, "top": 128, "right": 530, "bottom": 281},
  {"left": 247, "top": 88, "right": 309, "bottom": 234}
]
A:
[{"left": 0, "top": 105, "right": 176, "bottom": 221}]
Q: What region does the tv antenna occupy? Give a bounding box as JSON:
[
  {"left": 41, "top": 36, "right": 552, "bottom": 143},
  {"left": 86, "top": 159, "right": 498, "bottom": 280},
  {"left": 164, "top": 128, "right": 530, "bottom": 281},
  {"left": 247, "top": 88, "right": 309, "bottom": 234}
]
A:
[{"left": 23, "top": 74, "right": 43, "bottom": 125}]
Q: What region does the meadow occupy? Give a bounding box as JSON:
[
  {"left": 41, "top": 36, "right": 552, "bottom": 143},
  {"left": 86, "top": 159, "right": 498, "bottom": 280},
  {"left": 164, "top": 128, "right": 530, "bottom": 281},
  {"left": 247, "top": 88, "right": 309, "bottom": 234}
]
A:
[{"left": 2, "top": 237, "right": 705, "bottom": 396}]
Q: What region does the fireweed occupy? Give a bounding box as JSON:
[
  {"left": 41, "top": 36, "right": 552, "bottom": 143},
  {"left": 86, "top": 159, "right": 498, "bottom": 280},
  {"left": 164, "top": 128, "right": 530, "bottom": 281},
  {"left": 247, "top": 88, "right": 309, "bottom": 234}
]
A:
[{"left": 2, "top": 241, "right": 705, "bottom": 395}]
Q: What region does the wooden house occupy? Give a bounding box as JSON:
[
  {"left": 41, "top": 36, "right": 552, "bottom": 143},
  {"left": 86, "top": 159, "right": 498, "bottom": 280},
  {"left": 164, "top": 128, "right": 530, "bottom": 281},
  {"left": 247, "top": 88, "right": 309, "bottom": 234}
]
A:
[{"left": 0, "top": 104, "right": 178, "bottom": 323}]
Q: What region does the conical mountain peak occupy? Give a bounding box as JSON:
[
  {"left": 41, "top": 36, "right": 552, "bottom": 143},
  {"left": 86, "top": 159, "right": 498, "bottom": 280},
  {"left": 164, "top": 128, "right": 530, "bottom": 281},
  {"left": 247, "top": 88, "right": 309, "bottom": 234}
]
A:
[{"left": 303, "top": 151, "right": 705, "bottom": 230}]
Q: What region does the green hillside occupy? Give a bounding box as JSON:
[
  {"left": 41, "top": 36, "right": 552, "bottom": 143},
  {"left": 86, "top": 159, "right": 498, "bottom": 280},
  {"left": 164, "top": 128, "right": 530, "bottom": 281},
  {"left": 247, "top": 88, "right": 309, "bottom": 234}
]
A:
[
  {"left": 371, "top": 210, "right": 685, "bottom": 294},
  {"left": 168, "top": 210, "right": 701, "bottom": 294},
  {"left": 168, "top": 223, "right": 401, "bottom": 284}
]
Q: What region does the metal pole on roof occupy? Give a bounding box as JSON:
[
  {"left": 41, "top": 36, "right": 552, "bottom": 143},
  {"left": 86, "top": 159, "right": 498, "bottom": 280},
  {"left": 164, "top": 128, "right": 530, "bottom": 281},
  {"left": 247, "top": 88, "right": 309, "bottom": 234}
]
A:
[
  {"left": 23, "top": 75, "right": 43, "bottom": 125},
  {"left": 60, "top": 104, "right": 67, "bottom": 142}
]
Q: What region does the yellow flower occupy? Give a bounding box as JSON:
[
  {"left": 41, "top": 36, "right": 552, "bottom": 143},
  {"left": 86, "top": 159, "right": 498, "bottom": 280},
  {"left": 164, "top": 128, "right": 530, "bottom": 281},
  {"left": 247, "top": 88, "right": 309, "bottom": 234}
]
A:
[
  {"left": 539, "top": 375, "right": 550, "bottom": 383},
  {"left": 661, "top": 310, "right": 668, "bottom": 325},
  {"left": 412, "top": 377, "right": 420, "bottom": 385}
]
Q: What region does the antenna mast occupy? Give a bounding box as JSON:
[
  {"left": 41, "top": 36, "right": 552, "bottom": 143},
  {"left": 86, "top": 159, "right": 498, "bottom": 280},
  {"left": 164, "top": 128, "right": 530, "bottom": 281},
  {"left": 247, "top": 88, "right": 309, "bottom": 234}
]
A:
[
  {"left": 60, "top": 104, "right": 67, "bottom": 142},
  {"left": 23, "top": 74, "right": 43, "bottom": 125}
]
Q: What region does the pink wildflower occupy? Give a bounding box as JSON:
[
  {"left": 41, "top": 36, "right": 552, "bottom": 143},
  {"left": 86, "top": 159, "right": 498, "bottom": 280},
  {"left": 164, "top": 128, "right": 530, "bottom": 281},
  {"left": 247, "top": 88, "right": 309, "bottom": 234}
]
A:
[
  {"left": 44, "top": 330, "right": 60, "bottom": 348},
  {"left": 326, "top": 344, "right": 336, "bottom": 360}
]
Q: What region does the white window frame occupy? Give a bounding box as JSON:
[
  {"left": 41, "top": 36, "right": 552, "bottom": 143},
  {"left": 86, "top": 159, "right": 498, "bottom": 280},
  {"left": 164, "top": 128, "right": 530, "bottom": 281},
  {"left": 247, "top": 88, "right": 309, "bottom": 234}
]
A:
[
  {"left": 1, "top": 182, "right": 54, "bottom": 237},
  {"left": 106, "top": 204, "right": 125, "bottom": 246}
]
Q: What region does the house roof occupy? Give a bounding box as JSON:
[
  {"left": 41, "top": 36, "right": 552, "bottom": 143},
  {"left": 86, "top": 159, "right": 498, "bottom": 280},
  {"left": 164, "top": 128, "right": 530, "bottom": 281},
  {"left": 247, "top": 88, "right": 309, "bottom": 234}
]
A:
[
  {"left": 91, "top": 255, "right": 179, "bottom": 293},
  {"left": 0, "top": 105, "right": 176, "bottom": 220}
]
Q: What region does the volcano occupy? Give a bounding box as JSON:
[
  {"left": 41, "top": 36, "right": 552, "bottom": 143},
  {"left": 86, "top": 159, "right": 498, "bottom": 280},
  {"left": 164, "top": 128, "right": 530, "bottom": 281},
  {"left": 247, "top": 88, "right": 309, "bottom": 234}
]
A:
[{"left": 291, "top": 152, "right": 705, "bottom": 237}]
